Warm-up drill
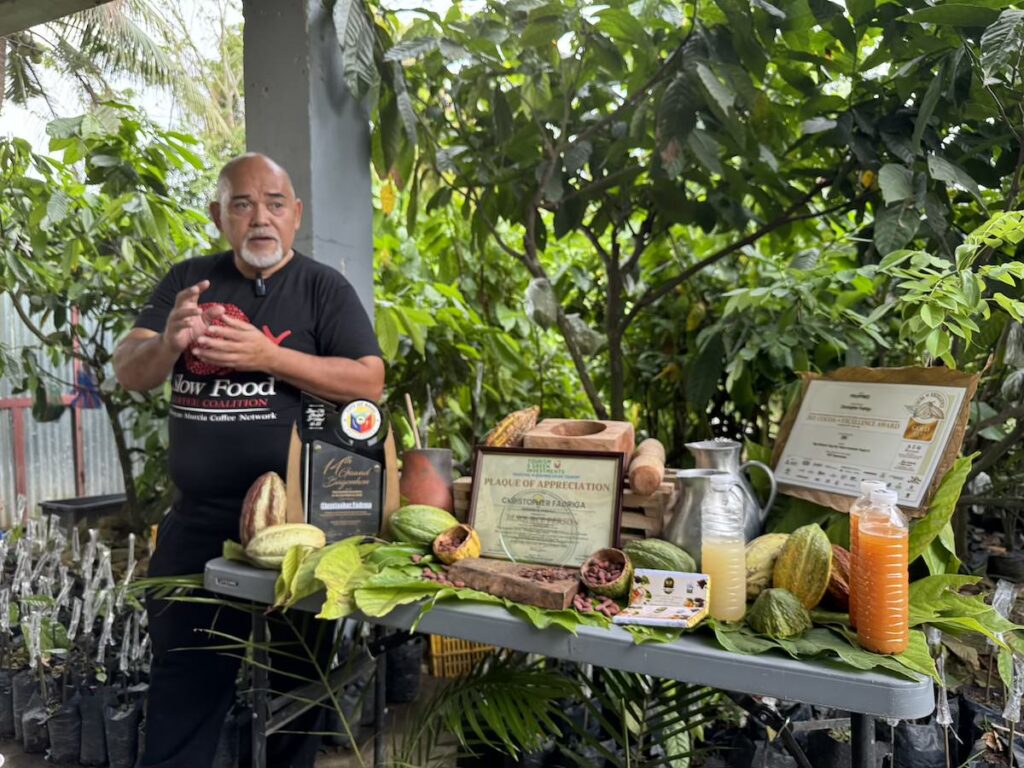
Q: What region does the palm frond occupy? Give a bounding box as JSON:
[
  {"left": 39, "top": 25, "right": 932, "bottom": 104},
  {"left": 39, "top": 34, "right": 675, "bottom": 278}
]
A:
[
  {"left": 392, "top": 651, "right": 577, "bottom": 766},
  {"left": 559, "top": 667, "right": 716, "bottom": 768}
]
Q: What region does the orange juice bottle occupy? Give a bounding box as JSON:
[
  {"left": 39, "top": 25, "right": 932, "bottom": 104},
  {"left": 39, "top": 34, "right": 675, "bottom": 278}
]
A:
[
  {"left": 848, "top": 479, "right": 886, "bottom": 629},
  {"left": 854, "top": 489, "right": 909, "bottom": 655}
]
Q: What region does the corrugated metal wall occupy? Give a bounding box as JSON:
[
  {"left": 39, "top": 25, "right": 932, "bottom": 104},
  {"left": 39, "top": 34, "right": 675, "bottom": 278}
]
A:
[{"left": 0, "top": 294, "right": 125, "bottom": 526}]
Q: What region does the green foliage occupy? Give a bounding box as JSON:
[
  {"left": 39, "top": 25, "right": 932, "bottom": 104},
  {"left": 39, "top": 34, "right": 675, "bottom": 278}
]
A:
[
  {"left": 353, "top": 0, "right": 1024, "bottom": 463},
  {"left": 0, "top": 104, "right": 210, "bottom": 527}
]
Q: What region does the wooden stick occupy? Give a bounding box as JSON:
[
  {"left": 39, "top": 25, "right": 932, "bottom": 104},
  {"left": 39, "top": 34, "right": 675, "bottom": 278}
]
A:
[{"left": 405, "top": 393, "right": 422, "bottom": 450}]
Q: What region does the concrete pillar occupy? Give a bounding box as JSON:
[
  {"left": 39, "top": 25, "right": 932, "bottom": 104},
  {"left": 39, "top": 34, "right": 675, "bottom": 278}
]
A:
[{"left": 242, "top": 0, "right": 374, "bottom": 318}]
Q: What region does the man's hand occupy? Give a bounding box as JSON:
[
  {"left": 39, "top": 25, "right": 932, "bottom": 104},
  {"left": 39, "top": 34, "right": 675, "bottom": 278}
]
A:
[
  {"left": 192, "top": 316, "right": 277, "bottom": 372},
  {"left": 162, "top": 281, "right": 225, "bottom": 354}
]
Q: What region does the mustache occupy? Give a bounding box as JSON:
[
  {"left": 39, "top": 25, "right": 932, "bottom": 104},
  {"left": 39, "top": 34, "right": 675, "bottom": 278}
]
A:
[{"left": 245, "top": 229, "right": 278, "bottom": 241}]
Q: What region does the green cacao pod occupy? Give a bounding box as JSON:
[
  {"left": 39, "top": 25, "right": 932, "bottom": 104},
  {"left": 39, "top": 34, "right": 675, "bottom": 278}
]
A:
[
  {"left": 389, "top": 505, "right": 460, "bottom": 546},
  {"left": 245, "top": 523, "right": 326, "bottom": 569},
  {"left": 747, "top": 588, "right": 812, "bottom": 639},
  {"left": 622, "top": 538, "right": 695, "bottom": 573},
  {"left": 580, "top": 548, "right": 633, "bottom": 598},
  {"left": 745, "top": 533, "right": 790, "bottom": 600},
  {"left": 772, "top": 524, "right": 833, "bottom": 609}
]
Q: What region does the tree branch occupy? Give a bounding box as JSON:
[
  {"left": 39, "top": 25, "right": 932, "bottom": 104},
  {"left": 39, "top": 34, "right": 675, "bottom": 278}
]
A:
[
  {"left": 622, "top": 212, "right": 656, "bottom": 274},
  {"left": 621, "top": 178, "right": 842, "bottom": 332}
]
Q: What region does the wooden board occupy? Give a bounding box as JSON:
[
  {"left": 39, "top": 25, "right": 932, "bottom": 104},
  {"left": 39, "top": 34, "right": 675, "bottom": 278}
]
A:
[{"left": 447, "top": 558, "right": 581, "bottom": 610}]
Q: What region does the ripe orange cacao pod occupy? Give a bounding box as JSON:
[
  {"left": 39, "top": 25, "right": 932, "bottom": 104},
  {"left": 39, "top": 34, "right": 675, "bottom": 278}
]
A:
[{"left": 240, "top": 471, "right": 287, "bottom": 546}]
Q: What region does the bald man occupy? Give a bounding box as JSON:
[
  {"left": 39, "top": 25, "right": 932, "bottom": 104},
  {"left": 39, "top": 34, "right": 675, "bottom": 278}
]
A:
[{"left": 114, "top": 154, "right": 385, "bottom": 767}]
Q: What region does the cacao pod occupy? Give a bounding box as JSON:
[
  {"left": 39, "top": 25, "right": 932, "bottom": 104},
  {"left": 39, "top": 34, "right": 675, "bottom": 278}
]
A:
[
  {"left": 245, "top": 523, "right": 325, "bottom": 569},
  {"left": 240, "top": 471, "right": 287, "bottom": 546},
  {"left": 747, "top": 588, "right": 812, "bottom": 639},
  {"left": 580, "top": 548, "right": 633, "bottom": 599},
  {"left": 622, "top": 538, "right": 695, "bottom": 573},
  {"left": 389, "top": 504, "right": 460, "bottom": 546},
  {"left": 483, "top": 405, "right": 540, "bottom": 447},
  {"left": 772, "top": 524, "right": 833, "bottom": 609},
  {"left": 744, "top": 533, "right": 790, "bottom": 600},
  {"left": 432, "top": 524, "right": 482, "bottom": 565},
  {"left": 825, "top": 544, "right": 851, "bottom": 611}
]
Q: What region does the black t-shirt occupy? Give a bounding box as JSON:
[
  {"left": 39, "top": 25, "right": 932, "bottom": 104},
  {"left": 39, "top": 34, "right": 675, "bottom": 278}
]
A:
[{"left": 135, "top": 251, "right": 381, "bottom": 510}]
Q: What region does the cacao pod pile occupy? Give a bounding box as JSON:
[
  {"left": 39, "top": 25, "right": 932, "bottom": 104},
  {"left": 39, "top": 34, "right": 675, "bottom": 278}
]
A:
[
  {"left": 245, "top": 523, "right": 326, "bottom": 569},
  {"left": 240, "top": 471, "right": 288, "bottom": 546}
]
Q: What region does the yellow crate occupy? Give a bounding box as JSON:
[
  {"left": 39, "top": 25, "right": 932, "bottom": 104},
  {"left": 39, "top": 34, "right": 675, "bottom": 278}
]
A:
[{"left": 428, "top": 635, "right": 495, "bottom": 678}]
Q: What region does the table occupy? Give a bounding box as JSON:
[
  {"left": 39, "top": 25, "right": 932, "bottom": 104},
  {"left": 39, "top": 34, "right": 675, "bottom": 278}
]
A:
[{"left": 204, "top": 557, "right": 934, "bottom": 767}]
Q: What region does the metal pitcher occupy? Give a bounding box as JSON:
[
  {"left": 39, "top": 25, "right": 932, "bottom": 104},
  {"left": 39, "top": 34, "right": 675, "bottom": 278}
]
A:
[{"left": 664, "top": 440, "right": 777, "bottom": 566}]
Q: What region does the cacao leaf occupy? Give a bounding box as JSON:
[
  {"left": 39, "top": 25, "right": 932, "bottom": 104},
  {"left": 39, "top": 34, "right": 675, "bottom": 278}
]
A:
[
  {"left": 980, "top": 9, "right": 1024, "bottom": 83},
  {"left": 878, "top": 164, "right": 914, "bottom": 204},
  {"left": 899, "top": 4, "right": 1000, "bottom": 26},
  {"left": 908, "top": 455, "right": 974, "bottom": 563}
]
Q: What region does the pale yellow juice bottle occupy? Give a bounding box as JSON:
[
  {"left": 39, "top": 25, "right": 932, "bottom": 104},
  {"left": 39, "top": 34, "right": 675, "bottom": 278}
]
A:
[
  {"left": 702, "top": 537, "right": 747, "bottom": 621},
  {"left": 701, "top": 475, "right": 747, "bottom": 622}
]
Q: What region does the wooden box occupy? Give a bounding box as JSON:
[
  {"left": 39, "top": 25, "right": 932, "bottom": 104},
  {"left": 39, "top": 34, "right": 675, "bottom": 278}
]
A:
[{"left": 452, "top": 470, "right": 681, "bottom": 543}]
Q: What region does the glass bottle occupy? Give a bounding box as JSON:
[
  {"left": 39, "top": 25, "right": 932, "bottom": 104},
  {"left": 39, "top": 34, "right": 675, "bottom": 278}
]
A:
[
  {"left": 849, "top": 479, "right": 886, "bottom": 629},
  {"left": 701, "top": 475, "right": 747, "bottom": 622},
  {"left": 855, "top": 489, "right": 909, "bottom": 655}
]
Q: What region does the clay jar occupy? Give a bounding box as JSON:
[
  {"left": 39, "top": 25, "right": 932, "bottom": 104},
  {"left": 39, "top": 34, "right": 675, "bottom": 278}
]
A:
[{"left": 399, "top": 448, "right": 454, "bottom": 512}]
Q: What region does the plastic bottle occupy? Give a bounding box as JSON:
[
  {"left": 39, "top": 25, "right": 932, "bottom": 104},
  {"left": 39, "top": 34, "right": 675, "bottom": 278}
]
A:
[
  {"left": 848, "top": 479, "right": 887, "bottom": 629},
  {"left": 701, "top": 475, "right": 747, "bottom": 622},
  {"left": 854, "top": 489, "right": 909, "bottom": 655}
]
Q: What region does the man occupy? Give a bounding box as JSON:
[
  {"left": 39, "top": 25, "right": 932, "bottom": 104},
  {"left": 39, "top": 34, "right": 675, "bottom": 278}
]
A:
[{"left": 114, "top": 153, "right": 384, "bottom": 767}]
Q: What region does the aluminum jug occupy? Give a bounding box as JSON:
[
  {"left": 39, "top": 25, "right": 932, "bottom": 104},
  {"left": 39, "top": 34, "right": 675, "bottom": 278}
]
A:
[{"left": 664, "top": 439, "right": 777, "bottom": 566}]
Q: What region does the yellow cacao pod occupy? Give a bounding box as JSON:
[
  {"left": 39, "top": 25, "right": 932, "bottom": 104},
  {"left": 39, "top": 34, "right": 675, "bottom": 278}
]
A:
[
  {"left": 245, "top": 523, "right": 325, "bottom": 569},
  {"left": 483, "top": 406, "right": 540, "bottom": 447},
  {"left": 432, "top": 524, "right": 482, "bottom": 565},
  {"left": 240, "top": 471, "right": 287, "bottom": 546},
  {"left": 745, "top": 533, "right": 790, "bottom": 601}
]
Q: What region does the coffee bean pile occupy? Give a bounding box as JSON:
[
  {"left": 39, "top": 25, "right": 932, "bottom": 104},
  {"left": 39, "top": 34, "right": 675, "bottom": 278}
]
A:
[
  {"left": 572, "top": 592, "right": 621, "bottom": 617},
  {"left": 421, "top": 567, "right": 466, "bottom": 589},
  {"left": 583, "top": 557, "right": 624, "bottom": 586},
  {"left": 519, "top": 566, "right": 576, "bottom": 583}
]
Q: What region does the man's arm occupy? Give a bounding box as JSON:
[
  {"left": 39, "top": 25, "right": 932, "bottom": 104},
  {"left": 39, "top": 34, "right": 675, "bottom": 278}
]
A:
[
  {"left": 113, "top": 329, "right": 181, "bottom": 392},
  {"left": 193, "top": 316, "right": 385, "bottom": 402}
]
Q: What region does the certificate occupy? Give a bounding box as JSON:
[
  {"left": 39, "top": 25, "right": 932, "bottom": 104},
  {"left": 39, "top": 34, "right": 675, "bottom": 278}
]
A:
[
  {"left": 773, "top": 367, "right": 978, "bottom": 513},
  {"left": 468, "top": 448, "right": 623, "bottom": 567}
]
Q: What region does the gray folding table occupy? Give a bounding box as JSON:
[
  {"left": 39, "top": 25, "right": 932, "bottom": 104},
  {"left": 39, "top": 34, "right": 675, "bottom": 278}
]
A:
[{"left": 203, "top": 556, "right": 934, "bottom": 767}]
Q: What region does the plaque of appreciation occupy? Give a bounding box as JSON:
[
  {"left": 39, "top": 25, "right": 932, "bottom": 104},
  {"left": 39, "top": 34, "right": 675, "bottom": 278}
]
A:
[
  {"left": 468, "top": 448, "right": 624, "bottom": 567},
  {"left": 773, "top": 366, "right": 978, "bottom": 514}
]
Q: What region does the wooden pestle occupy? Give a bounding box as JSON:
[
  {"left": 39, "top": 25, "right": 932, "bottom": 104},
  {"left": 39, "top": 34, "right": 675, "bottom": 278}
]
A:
[{"left": 628, "top": 438, "right": 666, "bottom": 495}]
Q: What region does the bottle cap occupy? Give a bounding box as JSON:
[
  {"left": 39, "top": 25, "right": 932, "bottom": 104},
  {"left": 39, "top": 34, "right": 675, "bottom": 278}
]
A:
[
  {"left": 870, "top": 488, "right": 898, "bottom": 506},
  {"left": 710, "top": 474, "right": 737, "bottom": 491},
  {"left": 860, "top": 479, "right": 886, "bottom": 496}
]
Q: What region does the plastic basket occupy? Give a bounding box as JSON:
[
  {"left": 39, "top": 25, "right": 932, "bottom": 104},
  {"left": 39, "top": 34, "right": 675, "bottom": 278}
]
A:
[{"left": 428, "top": 635, "right": 495, "bottom": 678}]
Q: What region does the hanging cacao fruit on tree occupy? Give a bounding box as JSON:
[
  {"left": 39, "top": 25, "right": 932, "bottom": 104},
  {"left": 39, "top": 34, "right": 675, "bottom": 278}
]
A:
[{"left": 240, "top": 471, "right": 288, "bottom": 546}]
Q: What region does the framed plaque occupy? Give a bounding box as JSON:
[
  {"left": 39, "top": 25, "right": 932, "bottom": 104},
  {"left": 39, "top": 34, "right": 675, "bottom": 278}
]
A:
[
  {"left": 468, "top": 447, "right": 624, "bottom": 567},
  {"left": 772, "top": 366, "right": 979, "bottom": 515}
]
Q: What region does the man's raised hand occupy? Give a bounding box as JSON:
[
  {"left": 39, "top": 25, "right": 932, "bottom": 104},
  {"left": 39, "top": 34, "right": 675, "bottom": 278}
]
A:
[{"left": 161, "top": 281, "right": 224, "bottom": 354}]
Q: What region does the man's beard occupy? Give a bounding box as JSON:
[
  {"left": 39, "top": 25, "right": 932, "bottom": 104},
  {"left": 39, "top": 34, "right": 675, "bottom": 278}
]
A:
[{"left": 240, "top": 239, "right": 284, "bottom": 269}]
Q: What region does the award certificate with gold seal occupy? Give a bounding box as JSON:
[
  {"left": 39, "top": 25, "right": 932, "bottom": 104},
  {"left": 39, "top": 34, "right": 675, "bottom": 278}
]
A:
[
  {"left": 468, "top": 448, "right": 623, "bottom": 567},
  {"left": 775, "top": 378, "right": 968, "bottom": 509}
]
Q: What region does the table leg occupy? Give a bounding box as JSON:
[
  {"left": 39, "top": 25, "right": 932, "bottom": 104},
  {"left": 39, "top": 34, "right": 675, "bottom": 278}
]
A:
[
  {"left": 851, "top": 713, "right": 875, "bottom": 768},
  {"left": 252, "top": 610, "right": 270, "bottom": 768},
  {"left": 373, "top": 625, "right": 387, "bottom": 767}
]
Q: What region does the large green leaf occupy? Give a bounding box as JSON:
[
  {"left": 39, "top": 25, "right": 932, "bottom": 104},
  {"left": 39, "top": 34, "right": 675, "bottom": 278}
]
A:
[
  {"left": 908, "top": 455, "right": 974, "bottom": 563},
  {"left": 874, "top": 203, "right": 920, "bottom": 255},
  {"left": 878, "top": 164, "right": 914, "bottom": 204},
  {"left": 980, "top": 9, "right": 1024, "bottom": 83},
  {"left": 899, "top": 4, "right": 1001, "bottom": 26}
]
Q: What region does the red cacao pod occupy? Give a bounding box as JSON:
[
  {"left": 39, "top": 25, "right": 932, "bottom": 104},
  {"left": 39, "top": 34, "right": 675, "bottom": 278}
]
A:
[{"left": 825, "top": 544, "right": 851, "bottom": 611}]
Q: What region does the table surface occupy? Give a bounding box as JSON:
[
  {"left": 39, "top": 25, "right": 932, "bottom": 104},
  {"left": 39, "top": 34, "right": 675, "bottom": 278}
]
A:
[{"left": 204, "top": 557, "right": 935, "bottom": 720}]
